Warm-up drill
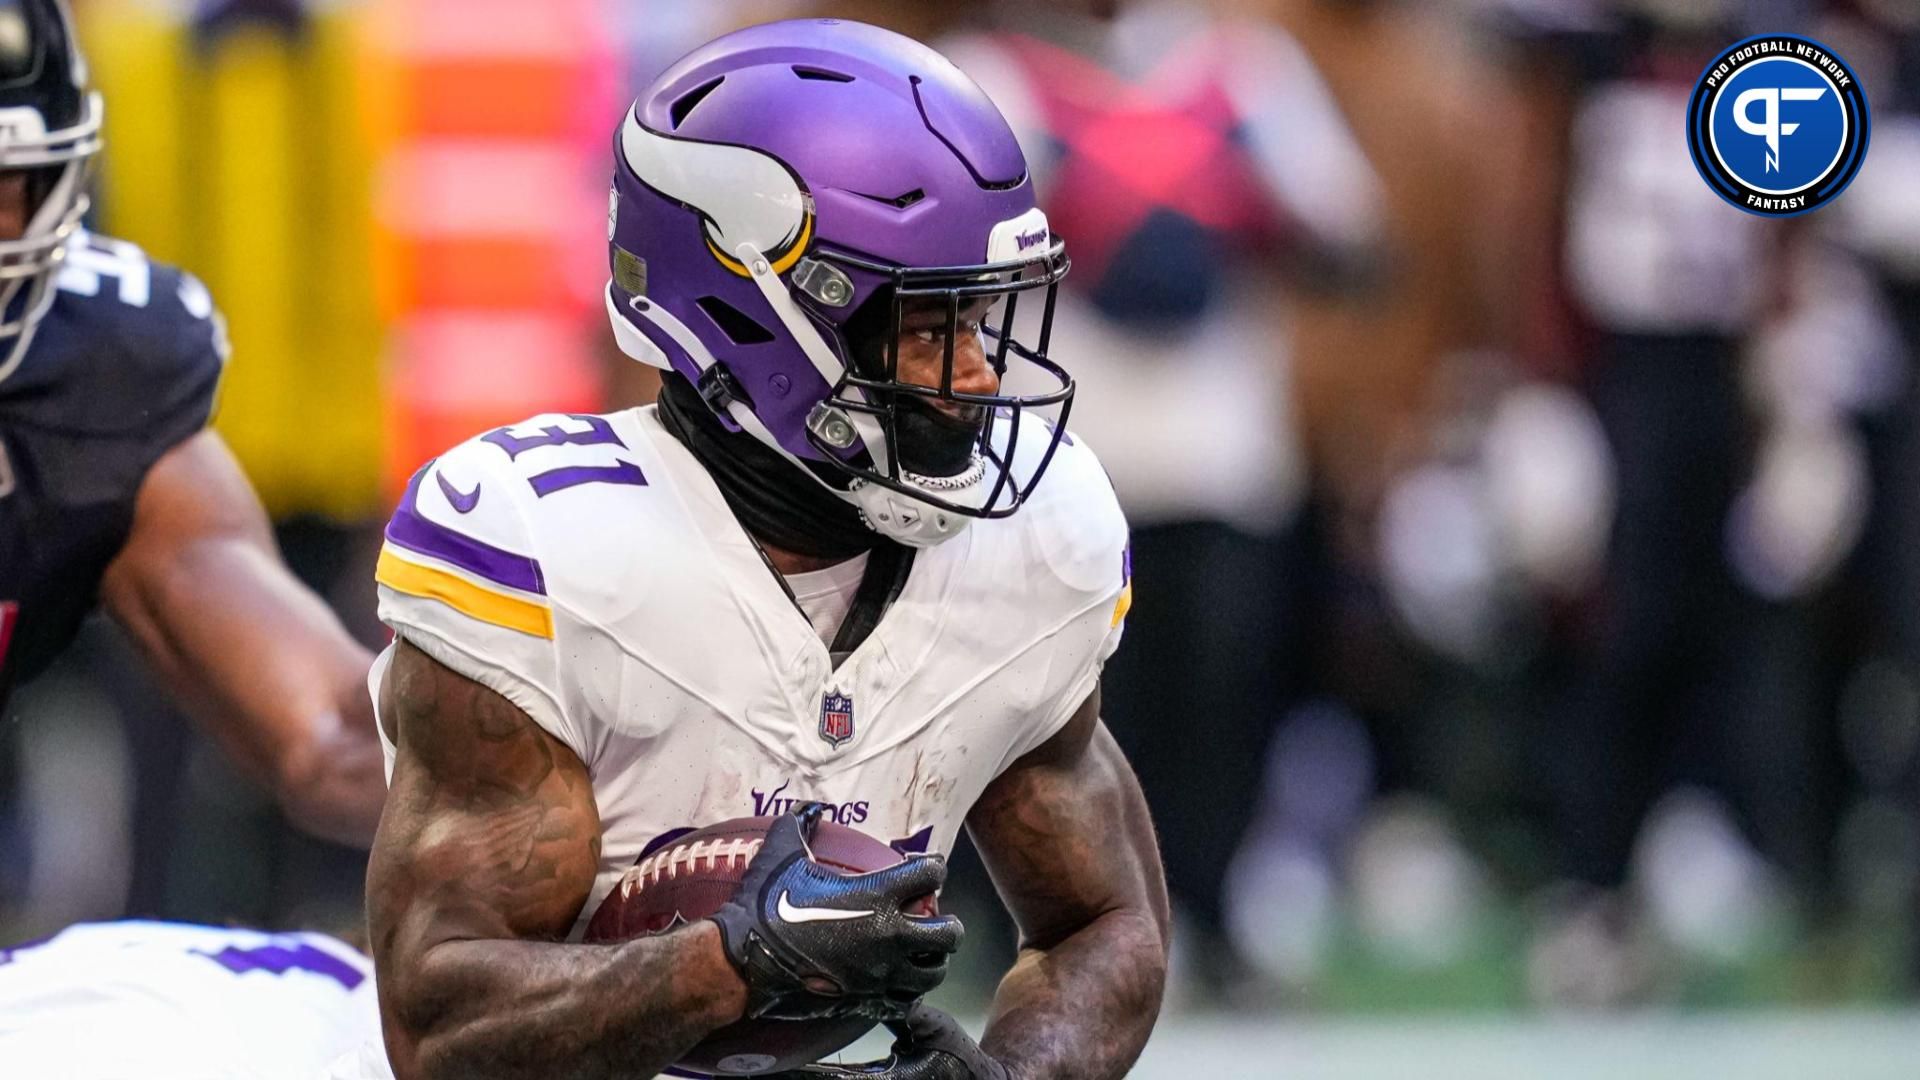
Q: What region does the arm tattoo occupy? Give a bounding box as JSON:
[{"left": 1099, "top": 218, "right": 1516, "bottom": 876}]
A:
[
  {"left": 368, "top": 638, "right": 746, "bottom": 1080},
  {"left": 966, "top": 689, "right": 1172, "bottom": 1080}
]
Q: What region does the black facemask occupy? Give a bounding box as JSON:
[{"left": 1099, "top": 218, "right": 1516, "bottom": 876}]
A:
[
  {"left": 846, "top": 299, "right": 987, "bottom": 481},
  {"left": 654, "top": 372, "right": 877, "bottom": 561}
]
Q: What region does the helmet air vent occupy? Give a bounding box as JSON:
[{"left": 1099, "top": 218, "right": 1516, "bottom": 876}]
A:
[
  {"left": 909, "top": 74, "right": 1026, "bottom": 190},
  {"left": 669, "top": 76, "right": 725, "bottom": 129},
  {"left": 792, "top": 65, "right": 855, "bottom": 83},
  {"left": 849, "top": 188, "right": 925, "bottom": 210},
  {"left": 696, "top": 295, "right": 776, "bottom": 346}
]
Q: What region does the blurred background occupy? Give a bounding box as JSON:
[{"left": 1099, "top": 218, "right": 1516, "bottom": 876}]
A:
[{"left": 8, "top": 0, "right": 1920, "bottom": 1075}]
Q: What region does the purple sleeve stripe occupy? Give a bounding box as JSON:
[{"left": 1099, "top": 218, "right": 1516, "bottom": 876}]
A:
[{"left": 386, "top": 467, "right": 547, "bottom": 596}]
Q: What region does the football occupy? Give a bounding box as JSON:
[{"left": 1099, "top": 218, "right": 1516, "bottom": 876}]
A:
[{"left": 583, "top": 815, "right": 936, "bottom": 1076}]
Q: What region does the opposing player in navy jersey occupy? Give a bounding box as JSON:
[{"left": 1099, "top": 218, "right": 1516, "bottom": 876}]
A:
[{"left": 0, "top": 0, "right": 383, "bottom": 846}]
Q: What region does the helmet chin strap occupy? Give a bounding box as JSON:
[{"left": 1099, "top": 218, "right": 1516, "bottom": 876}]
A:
[
  {"left": 736, "top": 242, "right": 890, "bottom": 464},
  {"left": 841, "top": 463, "right": 986, "bottom": 548}
]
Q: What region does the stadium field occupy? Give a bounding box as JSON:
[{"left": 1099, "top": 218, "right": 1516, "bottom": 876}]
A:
[{"left": 1125, "top": 1011, "right": 1920, "bottom": 1080}]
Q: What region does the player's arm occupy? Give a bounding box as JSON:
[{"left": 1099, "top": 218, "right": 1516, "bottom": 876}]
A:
[
  {"left": 100, "top": 428, "right": 385, "bottom": 846},
  {"left": 368, "top": 636, "right": 748, "bottom": 1080},
  {"left": 968, "top": 684, "right": 1169, "bottom": 1080},
  {"left": 372, "top": 635, "right": 966, "bottom": 1080},
  {"left": 784, "top": 686, "right": 1167, "bottom": 1080}
]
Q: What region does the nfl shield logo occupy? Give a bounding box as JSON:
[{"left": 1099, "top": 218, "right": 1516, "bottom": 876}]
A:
[{"left": 819, "top": 691, "right": 855, "bottom": 748}]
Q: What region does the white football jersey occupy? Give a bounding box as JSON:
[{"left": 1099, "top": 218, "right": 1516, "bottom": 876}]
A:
[
  {"left": 373, "top": 405, "right": 1131, "bottom": 937},
  {"left": 0, "top": 920, "right": 378, "bottom": 1080}
]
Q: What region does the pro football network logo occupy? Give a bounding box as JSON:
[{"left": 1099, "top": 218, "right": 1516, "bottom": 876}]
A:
[
  {"left": 1687, "top": 35, "right": 1870, "bottom": 217},
  {"left": 819, "top": 690, "right": 855, "bottom": 749}
]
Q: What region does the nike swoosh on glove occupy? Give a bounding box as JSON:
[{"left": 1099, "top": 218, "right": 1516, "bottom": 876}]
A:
[{"left": 709, "top": 804, "right": 964, "bottom": 1021}]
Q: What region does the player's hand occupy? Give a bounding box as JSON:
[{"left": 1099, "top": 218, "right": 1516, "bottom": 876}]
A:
[
  {"left": 709, "top": 804, "right": 963, "bottom": 1021},
  {"left": 763, "top": 1003, "right": 1012, "bottom": 1080}
]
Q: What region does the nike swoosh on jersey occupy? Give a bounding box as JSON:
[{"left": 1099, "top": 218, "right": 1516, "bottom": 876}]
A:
[
  {"left": 776, "top": 891, "right": 874, "bottom": 924},
  {"left": 436, "top": 472, "right": 482, "bottom": 514}
]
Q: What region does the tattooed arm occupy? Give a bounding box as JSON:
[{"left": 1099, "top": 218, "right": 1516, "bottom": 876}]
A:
[
  {"left": 368, "top": 638, "right": 747, "bottom": 1080},
  {"left": 967, "top": 685, "right": 1171, "bottom": 1080}
]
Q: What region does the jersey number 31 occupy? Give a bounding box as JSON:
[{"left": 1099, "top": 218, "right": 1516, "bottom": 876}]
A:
[{"left": 482, "top": 415, "right": 648, "bottom": 498}]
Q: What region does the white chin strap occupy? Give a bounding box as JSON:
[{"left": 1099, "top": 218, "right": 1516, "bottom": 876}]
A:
[
  {"left": 842, "top": 446, "right": 1001, "bottom": 546},
  {"left": 844, "top": 474, "right": 975, "bottom": 548}
]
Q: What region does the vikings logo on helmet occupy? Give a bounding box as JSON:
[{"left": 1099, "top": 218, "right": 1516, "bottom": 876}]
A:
[
  {"left": 618, "top": 122, "right": 817, "bottom": 280},
  {"left": 819, "top": 690, "right": 855, "bottom": 749}
]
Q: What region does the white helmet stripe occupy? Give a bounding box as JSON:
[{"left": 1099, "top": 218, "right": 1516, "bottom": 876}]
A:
[
  {"left": 606, "top": 283, "right": 835, "bottom": 486},
  {"left": 736, "top": 240, "right": 892, "bottom": 474}
]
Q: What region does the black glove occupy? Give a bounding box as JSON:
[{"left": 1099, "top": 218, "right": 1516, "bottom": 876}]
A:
[
  {"left": 709, "top": 804, "right": 964, "bottom": 1021},
  {"left": 762, "top": 1003, "right": 1012, "bottom": 1080}
]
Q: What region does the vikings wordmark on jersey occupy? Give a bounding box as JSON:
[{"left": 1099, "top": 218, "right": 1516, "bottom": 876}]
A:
[{"left": 372, "top": 405, "right": 1130, "bottom": 937}]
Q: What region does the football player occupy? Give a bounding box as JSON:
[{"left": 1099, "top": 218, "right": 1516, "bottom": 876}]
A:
[
  {"left": 364, "top": 19, "right": 1168, "bottom": 1080},
  {"left": 0, "top": 919, "right": 379, "bottom": 1078},
  {"left": 0, "top": 0, "right": 383, "bottom": 845}
]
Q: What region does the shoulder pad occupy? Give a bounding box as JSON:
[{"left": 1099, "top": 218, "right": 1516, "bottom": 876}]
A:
[
  {"left": 22, "top": 232, "right": 228, "bottom": 440},
  {"left": 377, "top": 412, "right": 658, "bottom": 637},
  {"left": 378, "top": 424, "right": 556, "bottom": 641},
  {"left": 1015, "top": 419, "right": 1129, "bottom": 599},
  {"left": 375, "top": 412, "right": 657, "bottom": 765}
]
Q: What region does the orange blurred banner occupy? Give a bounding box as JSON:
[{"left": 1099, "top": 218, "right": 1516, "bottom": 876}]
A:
[{"left": 80, "top": 0, "right": 621, "bottom": 514}]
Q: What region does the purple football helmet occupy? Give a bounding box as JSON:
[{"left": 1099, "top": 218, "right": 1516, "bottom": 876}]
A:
[{"left": 606, "top": 18, "right": 1072, "bottom": 546}]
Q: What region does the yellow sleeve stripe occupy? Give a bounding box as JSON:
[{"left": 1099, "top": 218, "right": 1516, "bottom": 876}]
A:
[
  {"left": 1111, "top": 582, "right": 1133, "bottom": 628},
  {"left": 377, "top": 547, "right": 555, "bottom": 640}
]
